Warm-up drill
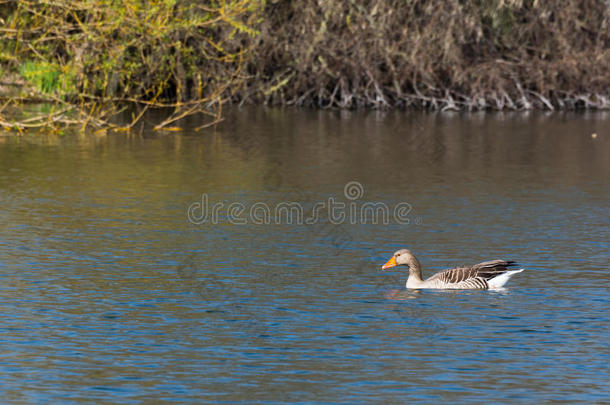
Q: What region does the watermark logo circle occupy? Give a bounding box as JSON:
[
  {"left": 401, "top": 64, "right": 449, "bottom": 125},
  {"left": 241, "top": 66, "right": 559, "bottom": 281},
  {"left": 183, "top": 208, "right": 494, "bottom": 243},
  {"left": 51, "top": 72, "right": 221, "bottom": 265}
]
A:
[{"left": 344, "top": 181, "right": 364, "bottom": 200}]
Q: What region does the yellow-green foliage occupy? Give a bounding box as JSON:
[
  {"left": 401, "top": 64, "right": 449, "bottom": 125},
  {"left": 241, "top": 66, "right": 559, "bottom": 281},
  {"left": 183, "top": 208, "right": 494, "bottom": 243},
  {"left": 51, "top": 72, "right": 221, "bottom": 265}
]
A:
[{"left": 1, "top": 0, "right": 264, "bottom": 103}]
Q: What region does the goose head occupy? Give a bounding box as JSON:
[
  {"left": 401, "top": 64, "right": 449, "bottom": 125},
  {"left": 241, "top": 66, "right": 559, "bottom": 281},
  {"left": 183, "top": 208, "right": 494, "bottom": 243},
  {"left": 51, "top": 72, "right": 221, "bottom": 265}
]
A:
[{"left": 381, "top": 249, "right": 419, "bottom": 270}]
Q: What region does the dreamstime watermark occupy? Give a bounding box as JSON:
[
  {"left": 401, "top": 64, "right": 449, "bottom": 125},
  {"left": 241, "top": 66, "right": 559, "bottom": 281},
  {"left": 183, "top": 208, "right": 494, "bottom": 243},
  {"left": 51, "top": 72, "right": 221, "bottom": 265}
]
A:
[
  {"left": 187, "top": 181, "right": 415, "bottom": 225},
  {"left": 175, "top": 180, "right": 444, "bottom": 351}
]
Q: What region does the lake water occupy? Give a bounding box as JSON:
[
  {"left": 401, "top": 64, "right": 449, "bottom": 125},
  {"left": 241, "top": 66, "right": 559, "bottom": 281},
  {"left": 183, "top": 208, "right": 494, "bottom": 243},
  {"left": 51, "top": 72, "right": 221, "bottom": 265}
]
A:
[{"left": 0, "top": 109, "right": 609, "bottom": 403}]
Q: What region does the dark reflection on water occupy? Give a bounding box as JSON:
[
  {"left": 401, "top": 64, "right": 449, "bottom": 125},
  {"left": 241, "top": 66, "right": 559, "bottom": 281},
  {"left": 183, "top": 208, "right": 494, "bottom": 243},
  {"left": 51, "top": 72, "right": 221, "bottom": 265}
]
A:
[{"left": 0, "top": 109, "right": 609, "bottom": 403}]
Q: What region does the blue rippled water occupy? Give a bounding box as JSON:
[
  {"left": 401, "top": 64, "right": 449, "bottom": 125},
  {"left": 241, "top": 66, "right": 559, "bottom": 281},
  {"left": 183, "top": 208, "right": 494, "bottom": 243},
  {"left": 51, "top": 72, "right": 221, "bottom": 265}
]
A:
[{"left": 1, "top": 109, "right": 609, "bottom": 403}]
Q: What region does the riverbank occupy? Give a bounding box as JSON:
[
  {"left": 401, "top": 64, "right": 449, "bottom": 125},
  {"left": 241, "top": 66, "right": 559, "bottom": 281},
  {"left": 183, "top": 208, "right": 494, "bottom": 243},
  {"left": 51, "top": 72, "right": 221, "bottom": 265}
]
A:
[{"left": 1, "top": 0, "right": 609, "bottom": 130}]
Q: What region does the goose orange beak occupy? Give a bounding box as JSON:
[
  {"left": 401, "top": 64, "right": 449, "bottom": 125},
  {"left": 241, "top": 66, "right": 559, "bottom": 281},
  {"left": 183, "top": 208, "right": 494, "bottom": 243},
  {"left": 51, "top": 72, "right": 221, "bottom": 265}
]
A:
[{"left": 381, "top": 256, "right": 397, "bottom": 270}]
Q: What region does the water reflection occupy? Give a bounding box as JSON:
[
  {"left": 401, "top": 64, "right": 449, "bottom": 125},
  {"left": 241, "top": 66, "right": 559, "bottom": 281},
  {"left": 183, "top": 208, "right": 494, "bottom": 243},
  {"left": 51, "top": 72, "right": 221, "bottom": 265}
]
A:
[{"left": 0, "top": 109, "right": 609, "bottom": 402}]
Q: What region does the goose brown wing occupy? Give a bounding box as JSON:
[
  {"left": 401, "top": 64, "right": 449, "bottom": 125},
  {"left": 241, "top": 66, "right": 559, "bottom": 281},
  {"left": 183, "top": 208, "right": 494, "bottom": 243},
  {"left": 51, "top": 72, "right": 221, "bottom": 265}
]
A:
[
  {"left": 427, "top": 260, "right": 518, "bottom": 284},
  {"left": 472, "top": 260, "right": 518, "bottom": 280},
  {"left": 427, "top": 266, "right": 479, "bottom": 284}
]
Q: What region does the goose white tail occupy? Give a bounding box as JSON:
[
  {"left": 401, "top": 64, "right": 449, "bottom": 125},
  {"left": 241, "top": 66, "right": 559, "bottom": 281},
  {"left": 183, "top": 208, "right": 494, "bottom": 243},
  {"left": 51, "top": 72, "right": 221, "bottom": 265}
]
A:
[{"left": 488, "top": 269, "right": 524, "bottom": 289}]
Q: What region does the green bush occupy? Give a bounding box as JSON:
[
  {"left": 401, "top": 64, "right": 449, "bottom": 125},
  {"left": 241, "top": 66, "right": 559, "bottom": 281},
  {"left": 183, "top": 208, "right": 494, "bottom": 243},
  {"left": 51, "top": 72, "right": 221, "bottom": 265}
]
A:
[{"left": 19, "top": 61, "right": 76, "bottom": 94}]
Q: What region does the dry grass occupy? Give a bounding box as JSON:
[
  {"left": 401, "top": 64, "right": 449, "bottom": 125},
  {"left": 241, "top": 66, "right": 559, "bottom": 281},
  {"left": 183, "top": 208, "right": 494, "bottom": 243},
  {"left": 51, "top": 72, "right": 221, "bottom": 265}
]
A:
[{"left": 246, "top": 0, "right": 610, "bottom": 110}]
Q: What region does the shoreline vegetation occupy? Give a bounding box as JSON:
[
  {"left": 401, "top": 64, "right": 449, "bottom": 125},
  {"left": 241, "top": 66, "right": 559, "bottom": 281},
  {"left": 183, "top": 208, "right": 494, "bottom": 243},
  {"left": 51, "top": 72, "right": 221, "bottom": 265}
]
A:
[{"left": 1, "top": 0, "right": 609, "bottom": 132}]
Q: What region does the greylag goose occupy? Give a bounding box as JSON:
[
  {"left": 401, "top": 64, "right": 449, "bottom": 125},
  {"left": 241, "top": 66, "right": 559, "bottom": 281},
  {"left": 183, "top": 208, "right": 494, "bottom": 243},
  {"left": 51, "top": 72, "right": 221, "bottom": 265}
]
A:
[{"left": 381, "top": 249, "right": 524, "bottom": 289}]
